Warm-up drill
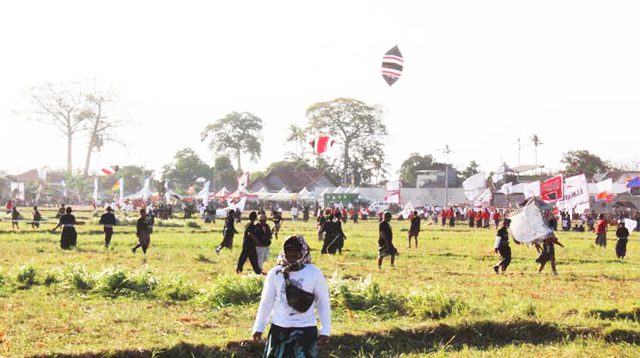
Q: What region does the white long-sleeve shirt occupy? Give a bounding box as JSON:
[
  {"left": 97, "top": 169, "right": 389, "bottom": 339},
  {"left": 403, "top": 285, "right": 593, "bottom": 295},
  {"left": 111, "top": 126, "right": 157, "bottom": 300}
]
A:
[{"left": 253, "top": 264, "right": 331, "bottom": 336}]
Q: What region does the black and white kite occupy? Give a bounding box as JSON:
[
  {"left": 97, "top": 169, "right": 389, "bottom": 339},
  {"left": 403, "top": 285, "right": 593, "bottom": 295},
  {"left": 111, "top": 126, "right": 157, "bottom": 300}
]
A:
[{"left": 381, "top": 45, "right": 404, "bottom": 86}]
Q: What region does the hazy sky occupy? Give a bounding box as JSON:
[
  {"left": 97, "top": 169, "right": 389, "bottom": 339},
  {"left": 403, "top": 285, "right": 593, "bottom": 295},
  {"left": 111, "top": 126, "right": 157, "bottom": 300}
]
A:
[{"left": 2, "top": 0, "right": 640, "bottom": 178}]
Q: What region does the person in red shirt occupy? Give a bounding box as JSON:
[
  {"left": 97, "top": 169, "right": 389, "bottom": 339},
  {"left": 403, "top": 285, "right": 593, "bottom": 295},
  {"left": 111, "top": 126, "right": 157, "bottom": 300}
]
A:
[
  {"left": 594, "top": 213, "right": 608, "bottom": 248},
  {"left": 482, "top": 209, "right": 491, "bottom": 228},
  {"left": 493, "top": 210, "right": 501, "bottom": 229},
  {"left": 468, "top": 209, "right": 475, "bottom": 228},
  {"left": 440, "top": 209, "right": 447, "bottom": 226}
]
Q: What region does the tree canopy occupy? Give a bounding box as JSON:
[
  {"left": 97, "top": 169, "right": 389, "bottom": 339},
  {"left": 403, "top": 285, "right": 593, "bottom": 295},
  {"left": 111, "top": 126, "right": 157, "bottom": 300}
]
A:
[
  {"left": 162, "top": 148, "right": 212, "bottom": 193},
  {"left": 202, "top": 112, "right": 262, "bottom": 172},
  {"left": 399, "top": 153, "right": 447, "bottom": 184},
  {"left": 305, "top": 98, "right": 387, "bottom": 186},
  {"left": 561, "top": 150, "right": 611, "bottom": 178}
]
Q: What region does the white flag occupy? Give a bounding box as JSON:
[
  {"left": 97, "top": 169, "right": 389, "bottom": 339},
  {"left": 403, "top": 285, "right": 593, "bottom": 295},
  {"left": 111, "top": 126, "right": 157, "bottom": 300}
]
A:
[
  {"left": 385, "top": 179, "right": 402, "bottom": 192},
  {"left": 462, "top": 172, "right": 486, "bottom": 200},
  {"left": 524, "top": 181, "right": 540, "bottom": 199},
  {"left": 624, "top": 218, "right": 637, "bottom": 232},
  {"left": 474, "top": 188, "right": 492, "bottom": 208},
  {"left": 93, "top": 177, "right": 99, "bottom": 202},
  {"left": 557, "top": 174, "right": 589, "bottom": 211}
]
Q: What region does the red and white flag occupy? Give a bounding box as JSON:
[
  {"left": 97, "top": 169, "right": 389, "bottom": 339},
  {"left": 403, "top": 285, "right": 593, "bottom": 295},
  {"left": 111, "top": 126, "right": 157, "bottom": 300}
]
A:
[
  {"left": 595, "top": 179, "right": 614, "bottom": 203},
  {"left": 237, "top": 172, "right": 249, "bottom": 189},
  {"left": 384, "top": 192, "right": 401, "bottom": 204},
  {"left": 309, "top": 136, "right": 336, "bottom": 154},
  {"left": 100, "top": 166, "right": 119, "bottom": 175},
  {"left": 540, "top": 175, "right": 563, "bottom": 202}
]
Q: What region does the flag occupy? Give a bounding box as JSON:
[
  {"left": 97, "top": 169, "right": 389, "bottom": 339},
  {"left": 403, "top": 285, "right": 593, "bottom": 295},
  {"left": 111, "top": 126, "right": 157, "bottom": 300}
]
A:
[
  {"left": 462, "top": 172, "right": 485, "bottom": 201},
  {"left": 626, "top": 176, "right": 640, "bottom": 188},
  {"left": 624, "top": 218, "right": 638, "bottom": 232},
  {"left": 118, "top": 178, "right": 124, "bottom": 203},
  {"left": 474, "top": 188, "right": 492, "bottom": 208},
  {"left": 383, "top": 192, "right": 401, "bottom": 204},
  {"left": 112, "top": 180, "right": 120, "bottom": 191},
  {"left": 309, "top": 136, "right": 336, "bottom": 154},
  {"left": 100, "top": 166, "right": 119, "bottom": 175},
  {"left": 237, "top": 172, "right": 249, "bottom": 189},
  {"left": 381, "top": 45, "right": 404, "bottom": 86},
  {"left": 595, "top": 179, "right": 614, "bottom": 203},
  {"left": 491, "top": 163, "right": 510, "bottom": 183},
  {"left": 557, "top": 174, "right": 590, "bottom": 211},
  {"left": 498, "top": 182, "right": 513, "bottom": 195},
  {"left": 385, "top": 179, "right": 402, "bottom": 192},
  {"left": 540, "top": 175, "right": 563, "bottom": 202},
  {"left": 524, "top": 181, "right": 540, "bottom": 199},
  {"left": 93, "top": 177, "right": 99, "bottom": 203},
  {"left": 195, "top": 181, "right": 210, "bottom": 201}
]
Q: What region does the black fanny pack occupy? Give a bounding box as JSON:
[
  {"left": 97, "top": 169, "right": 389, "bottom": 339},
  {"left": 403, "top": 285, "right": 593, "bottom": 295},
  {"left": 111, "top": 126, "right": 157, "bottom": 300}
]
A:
[{"left": 282, "top": 271, "right": 314, "bottom": 313}]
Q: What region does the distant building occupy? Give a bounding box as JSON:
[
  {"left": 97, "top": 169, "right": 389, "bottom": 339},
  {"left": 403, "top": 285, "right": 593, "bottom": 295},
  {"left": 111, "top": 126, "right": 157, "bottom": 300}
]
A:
[{"left": 416, "top": 168, "right": 458, "bottom": 188}]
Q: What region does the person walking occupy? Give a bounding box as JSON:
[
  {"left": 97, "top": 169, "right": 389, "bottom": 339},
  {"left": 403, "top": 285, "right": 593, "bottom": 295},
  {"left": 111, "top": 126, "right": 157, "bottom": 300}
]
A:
[
  {"left": 493, "top": 219, "right": 512, "bottom": 273},
  {"left": 236, "top": 211, "right": 262, "bottom": 274},
  {"left": 256, "top": 213, "right": 273, "bottom": 270},
  {"left": 252, "top": 235, "right": 331, "bottom": 357},
  {"left": 216, "top": 209, "right": 238, "bottom": 254},
  {"left": 616, "top": 220, "right": 630, "bottom": 259},
  {"left": 52, "top": 207, "right": 77, "bottom": 250},
  {"left": 378, "top": 212, "right": 398, "bottom": 269},
  {"left": 99, "top": 206, "right": 117, "bottom": 248},
  {"left": 132, "top": 209, "right": 152, "bottom": 255}
]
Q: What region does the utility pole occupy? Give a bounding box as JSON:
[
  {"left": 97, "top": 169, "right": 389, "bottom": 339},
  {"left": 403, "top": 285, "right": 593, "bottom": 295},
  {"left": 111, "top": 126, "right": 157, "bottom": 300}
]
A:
[{"left": 439, "top": 144, "right": 453, "bottom": 208}]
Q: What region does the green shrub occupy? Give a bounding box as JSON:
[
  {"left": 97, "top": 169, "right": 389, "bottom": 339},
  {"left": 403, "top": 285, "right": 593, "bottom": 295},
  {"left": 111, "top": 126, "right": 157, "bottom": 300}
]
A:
[
  {"left": 163, "top": 278, "right": 197, "bottom": 301},
  {"left": 204, "top": 275, "right": 263, "bottom": 308},
  {"left": 407, "top": 287, "right": 463, "bottom": 319},
  {"left": 67, "top": 265, "right": 95, "bottom": 291},
  {"left": 44, "top": 268, "right": 63, "bottom": 286},
  {"left": 97, "top": 266, "right": 159, "bottom": 296},
  {"left": 184, "top": 220, "right": 201, "bottom": 229},
  {"left": 329, "top": 274, "right": 406, "bottom": 316},
  {"left": 156, "top": 219, "right": 184, "bottom": 228},
  {"left": 16, "top": 265, "right": 37, "bottom": 287}
]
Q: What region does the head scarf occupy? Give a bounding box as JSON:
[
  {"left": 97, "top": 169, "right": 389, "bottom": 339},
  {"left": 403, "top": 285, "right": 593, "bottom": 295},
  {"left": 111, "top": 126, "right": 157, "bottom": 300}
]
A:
[{"left": 277, "top": 235, "right": 311, "bottom": 272}]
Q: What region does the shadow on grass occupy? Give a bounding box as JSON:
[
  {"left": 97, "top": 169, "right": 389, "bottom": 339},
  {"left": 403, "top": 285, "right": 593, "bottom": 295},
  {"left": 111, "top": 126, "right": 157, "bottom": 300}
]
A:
[
  {"left": 588, "top": 307, "right": 640, "bottom": 322},
  {"left": 30, "top": 320, "right": 622, "bottom": 358}
]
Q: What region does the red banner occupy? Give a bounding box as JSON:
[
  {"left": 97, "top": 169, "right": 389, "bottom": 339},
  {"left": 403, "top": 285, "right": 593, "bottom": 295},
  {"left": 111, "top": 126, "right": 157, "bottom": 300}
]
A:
[{"left": 540, "top": 175, "right": 563, "bottom": 202}]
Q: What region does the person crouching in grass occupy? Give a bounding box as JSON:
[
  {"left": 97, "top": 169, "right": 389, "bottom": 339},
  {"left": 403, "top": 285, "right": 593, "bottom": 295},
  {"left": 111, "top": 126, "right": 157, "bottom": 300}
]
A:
[{"left": 253, "top": 235, "right": 331, "bottom": 357}]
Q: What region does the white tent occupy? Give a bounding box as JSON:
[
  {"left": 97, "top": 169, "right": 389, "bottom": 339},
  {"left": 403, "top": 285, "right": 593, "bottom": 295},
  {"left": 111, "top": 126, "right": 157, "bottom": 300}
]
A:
[
  {"left": 125, "top": 178, "right": 153, "bottom": 201},
  {"left": 214, "top": 187, "right": 230, "bottom": 198},
  {"left": 278, "top": 187, "right": 290, "bottom": 193},
  {"left": 257, "top": 186, "right": 268, "bottom": 193},
  {"left": 333, "top": 186, "right": 345, "bottom": 194}
]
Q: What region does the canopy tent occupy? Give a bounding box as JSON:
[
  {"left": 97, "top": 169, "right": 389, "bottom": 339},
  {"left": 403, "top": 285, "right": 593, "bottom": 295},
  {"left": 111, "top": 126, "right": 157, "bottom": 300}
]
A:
[
  {"left": 256, "top": 186, "right": 268, "bottom": 193},
  {"left": 213, "top": 187, "right": 230, "bottom": 199},
  {"left": 228, "top": 187, "right": 258, "bottom": 199},
  {"left": 278, "top": 187, "right": 290, "bottom": 193},
  {"left": 125, "top": 178, "right": 153, "bottom": 201},
  {"left": 298, "top": 187, "right": 316, "bottom": 201},
  {"left": 333, "top": 186, "right": 345, "bottom": 194}
]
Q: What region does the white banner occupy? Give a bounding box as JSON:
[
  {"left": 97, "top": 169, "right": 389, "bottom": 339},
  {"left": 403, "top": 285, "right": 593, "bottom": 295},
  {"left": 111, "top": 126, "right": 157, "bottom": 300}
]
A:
[
  {"left": 557, "top": 174, "right": 589, "bottom": 211},
  {"left": 524, "top": 181, "right": 540, "bottom": 199},
  {"left": 474, "top": 188, "right": 492, "bottom": 208},
  {"left": 462, "top": 172, "right": 486, "bottom": 200},
  {"left": 93, "top": 177, "right": 99, "bottom": 202},
  {"left": 624, "top": 218, "right": 637, "bottom": 232}
]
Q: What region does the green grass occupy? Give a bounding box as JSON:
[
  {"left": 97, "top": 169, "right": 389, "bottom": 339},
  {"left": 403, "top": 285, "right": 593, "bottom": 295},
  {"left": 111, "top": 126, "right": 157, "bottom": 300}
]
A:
[{"left": 1, "top": 207, "right": 640, "bottom": 357}]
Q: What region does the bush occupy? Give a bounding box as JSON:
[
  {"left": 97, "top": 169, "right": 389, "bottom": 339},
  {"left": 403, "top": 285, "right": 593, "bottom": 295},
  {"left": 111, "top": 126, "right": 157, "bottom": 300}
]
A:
[
  {"left": 156, "top": 220, "right": 184, "bottom": 228},
  {"left": 97, "top": 267, "right": 159, "bottom": 296},
  {"left": 329, "top": 274, "right": 406, "bottom": 316},
  {"left": 0, "top": 269, "right": 5, "bottom": 286},
  {"left": 204, "top": 275, "right": 263, "bottom": 308},
  {"left": 407, "top": 287, "right": 463, "bottom": 319},
  {"left": 184, "top": 220, "right": 201, "bottom": 229},
  {"left": 44, "top": 268, "right": 63, "bottom": 286},
  {"left": 163, "top": 278, "right": 197, "bottom": 301},
  {"left": 67, "top": 265, "right": 95, "bottom": 291},
  {"left": 16, "top": 265, "right": 37, "bottom": 288}
]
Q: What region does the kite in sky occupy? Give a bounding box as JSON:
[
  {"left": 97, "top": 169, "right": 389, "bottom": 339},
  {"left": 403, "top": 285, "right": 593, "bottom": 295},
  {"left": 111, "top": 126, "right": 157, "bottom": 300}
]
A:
[{"left": 381, "top": 45, "right": 404, "bottom": 86}]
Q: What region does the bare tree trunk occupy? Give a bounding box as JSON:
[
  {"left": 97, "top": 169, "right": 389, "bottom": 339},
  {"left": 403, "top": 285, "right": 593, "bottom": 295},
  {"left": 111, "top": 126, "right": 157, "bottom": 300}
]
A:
[
  {"left": 343, "top": 145, "right": 349, "bottom": 185},
  {"left": 83, "top": 135, "right": 94, "bottom": 177},
  {"left": 236, "top": 148, "right": 242, "bottom": 172},
  {"left": 67, "top": 133, "right": 73, "bottom": 172}
]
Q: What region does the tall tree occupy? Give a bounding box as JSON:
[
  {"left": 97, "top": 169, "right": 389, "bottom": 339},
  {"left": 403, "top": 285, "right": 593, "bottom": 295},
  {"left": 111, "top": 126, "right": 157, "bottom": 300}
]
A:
[
  {"left": 213, "top": 155, "right": 239, "bottom": 191},
  {"left": 202, "top": 112, "right": 263, "bottom": 172},
  {"left": 77, "top": 90, "right": 124, "bottom": 176},
  {"left": 162, "top": 148, "right": 213, "bottom": 194},
  {"left": 561, "top": 150, "right": 611, "bottom": 178},
  {"left": 306, "top": 98, "right": 387, "bottom": 185},
  {"left": 285, "top": 124, "right": 309, "bottom": 160},
  {"left": 461, "top": 160, "right": 480, "bottom": 179},
  {"left": 530, "top": 134, "right": 543, "bottom": 168},
  {"left": 24, "top": 82, "right": 86, "bottom": 172}
]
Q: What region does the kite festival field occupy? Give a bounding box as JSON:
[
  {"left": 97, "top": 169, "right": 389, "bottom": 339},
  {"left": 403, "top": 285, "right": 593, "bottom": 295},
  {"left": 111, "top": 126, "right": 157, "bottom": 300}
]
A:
[{"left": 1, "top": 208, "right": 640, "bottom": 357}]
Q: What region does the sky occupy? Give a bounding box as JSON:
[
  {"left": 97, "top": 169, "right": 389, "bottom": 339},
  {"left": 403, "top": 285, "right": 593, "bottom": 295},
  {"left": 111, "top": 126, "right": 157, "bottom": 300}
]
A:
[{"left": 2, "top": 0, "right": 640, "bottom": 180}]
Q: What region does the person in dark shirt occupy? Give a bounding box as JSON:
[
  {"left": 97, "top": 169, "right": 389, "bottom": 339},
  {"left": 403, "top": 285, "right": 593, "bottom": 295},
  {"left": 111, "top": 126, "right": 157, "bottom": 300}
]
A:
[
  {"left": 236, "top": 211, "right": 262, "bottom": 274},
  {"left": 216, "top": 209, "right": 238, "bottom": 254},
  {"left": 320, "top": 213, "right": 346, "bottom": 254},
  {"left": 535, "top": 235, "right": 564, "bottom": 275},
  {"left": 99, "top": 206, "right": 117, "bottom": 248},
  {"left": 11, "top": 207, "right": 21, "bottom": 229},
  {"left": 255, "top": 213, "right": 273, "bottom": 271},
  {"left": 32, "top": 206, "right": 42, "bottom": 229},
  {"left": 52, "top": 207, "right": 77, "bottom": 250},
  {"left": 132, "top": 209, "right": 151, "bottom": 254},
  {"left": 492, "top": 219, "right": 512, "bottom": 273},
  {"left": 408, "top": 211, "right": 420, "bottom": 249},
  {"left": 378, "top": 212, "right": 398, "bottom": 269},
  {"left": 272, "top": 210, "right": 283, "bottom": 239},
  {"left": 616, "top": 220, "right": 630, "bottom": 259}
]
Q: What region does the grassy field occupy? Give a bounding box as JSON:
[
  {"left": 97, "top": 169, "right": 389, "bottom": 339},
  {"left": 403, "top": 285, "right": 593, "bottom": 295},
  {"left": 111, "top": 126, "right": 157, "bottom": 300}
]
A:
[{"left": 1, "top": 207, "right": 640, "bottom": 357}]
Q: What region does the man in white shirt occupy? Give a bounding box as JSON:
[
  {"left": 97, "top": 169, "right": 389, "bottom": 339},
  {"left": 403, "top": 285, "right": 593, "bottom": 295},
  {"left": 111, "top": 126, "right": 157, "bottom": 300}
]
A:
[{"left": 253, "top": 235, "right": 331, "bottom": 357}]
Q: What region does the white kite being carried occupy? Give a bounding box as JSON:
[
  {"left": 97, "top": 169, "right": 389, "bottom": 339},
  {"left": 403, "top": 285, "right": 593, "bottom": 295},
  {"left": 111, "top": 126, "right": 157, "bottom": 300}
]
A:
[{"left": 507, "top": 198, "right": 553, "bottom": 245}]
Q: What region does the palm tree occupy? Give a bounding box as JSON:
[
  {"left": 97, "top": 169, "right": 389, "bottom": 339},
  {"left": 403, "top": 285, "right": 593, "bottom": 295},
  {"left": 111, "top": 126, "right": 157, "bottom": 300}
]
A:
[
  {"left": 530, "top": 134, "right": 543, "bottom": 169},
  {"left": 368, "top": 157, "right": 390, "bottom": 186},
  {"left": 285, "top": 124, "right": 308, "bottom": 159}
]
